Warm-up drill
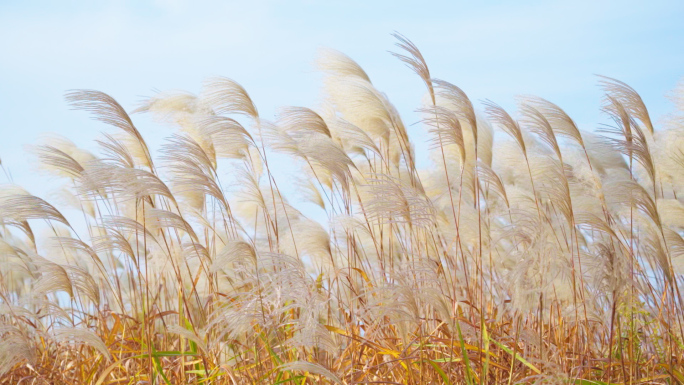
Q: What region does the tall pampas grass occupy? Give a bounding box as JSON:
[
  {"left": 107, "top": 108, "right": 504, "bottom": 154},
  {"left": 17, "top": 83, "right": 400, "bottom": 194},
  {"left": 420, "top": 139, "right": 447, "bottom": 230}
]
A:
[{"left": 0, "top": 34, "right": 683, "bottom": 384}]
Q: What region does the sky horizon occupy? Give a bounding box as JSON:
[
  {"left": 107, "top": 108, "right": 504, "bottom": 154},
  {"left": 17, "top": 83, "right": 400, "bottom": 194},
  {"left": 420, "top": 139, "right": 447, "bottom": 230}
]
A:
[{"left": 1, "top": 0, "right": 683, "bottom": 216}]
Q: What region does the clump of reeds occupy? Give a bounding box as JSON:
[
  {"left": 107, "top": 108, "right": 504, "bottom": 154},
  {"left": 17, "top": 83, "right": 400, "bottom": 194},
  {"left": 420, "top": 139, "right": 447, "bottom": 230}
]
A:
[{"left": 1, "top": 34, "right": 683, "bottom": 384}]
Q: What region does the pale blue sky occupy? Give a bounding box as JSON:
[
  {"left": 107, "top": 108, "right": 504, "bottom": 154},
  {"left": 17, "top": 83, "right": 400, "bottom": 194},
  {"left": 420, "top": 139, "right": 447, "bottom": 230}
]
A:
[{"left": 1, "top": 0, "right": 683, "bottom": 208}]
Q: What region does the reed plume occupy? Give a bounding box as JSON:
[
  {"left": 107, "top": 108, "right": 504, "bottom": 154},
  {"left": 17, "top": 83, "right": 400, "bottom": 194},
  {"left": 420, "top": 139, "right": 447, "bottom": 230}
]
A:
[{"left": 0, "top": 34, "right": 683, "bottom": 385}]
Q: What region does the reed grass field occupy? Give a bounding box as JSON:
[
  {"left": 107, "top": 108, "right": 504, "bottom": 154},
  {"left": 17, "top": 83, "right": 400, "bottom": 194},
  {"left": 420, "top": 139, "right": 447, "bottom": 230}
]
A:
[{"left": 1, "top": 34, "right": 684, "bottom": 384}]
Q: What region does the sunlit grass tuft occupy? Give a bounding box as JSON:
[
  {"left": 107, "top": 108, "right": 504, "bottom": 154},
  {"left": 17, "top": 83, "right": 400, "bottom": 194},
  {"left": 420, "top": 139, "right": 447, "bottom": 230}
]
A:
[{"left": 1, "top": 35, "right": 683, "bottom": 384}]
